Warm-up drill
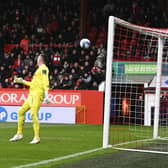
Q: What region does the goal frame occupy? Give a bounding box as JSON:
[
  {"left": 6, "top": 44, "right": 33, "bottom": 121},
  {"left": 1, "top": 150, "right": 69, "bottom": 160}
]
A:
[{"left": 103, "top": 16, "right": 166, "bottom": 148}]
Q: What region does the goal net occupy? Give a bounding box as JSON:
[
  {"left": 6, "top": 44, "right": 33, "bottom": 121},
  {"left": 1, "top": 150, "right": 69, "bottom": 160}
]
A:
[{"left": 103, "top": 16, "right": 168, "bottom": 154}]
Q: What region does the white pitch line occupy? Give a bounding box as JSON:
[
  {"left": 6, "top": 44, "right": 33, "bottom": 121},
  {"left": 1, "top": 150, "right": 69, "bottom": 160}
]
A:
[
  {"left": 0, "top": 124, "right": 64, "bottom": 129},
  {"left": 113, "top": 147, "right": 168, "bottom": 155},
  {"left": 12, "top": 147, "right": 105, "bottom": 168}
]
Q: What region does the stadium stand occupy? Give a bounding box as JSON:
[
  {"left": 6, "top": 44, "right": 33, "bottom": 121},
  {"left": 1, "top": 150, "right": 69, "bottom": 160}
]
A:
[{"left": 0, "top": 0, "right": 167, "bottom": 89}]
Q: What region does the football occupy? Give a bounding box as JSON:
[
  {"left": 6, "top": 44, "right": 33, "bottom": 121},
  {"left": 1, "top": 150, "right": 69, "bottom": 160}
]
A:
[{"left": 80, "top": 38, "right": 91, "bottom": 49}]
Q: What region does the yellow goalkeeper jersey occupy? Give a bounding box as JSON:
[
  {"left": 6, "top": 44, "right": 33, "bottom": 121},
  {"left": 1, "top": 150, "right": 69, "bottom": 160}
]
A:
[{"left": 24, "top": 64, "right": 49, "bottom": 95}]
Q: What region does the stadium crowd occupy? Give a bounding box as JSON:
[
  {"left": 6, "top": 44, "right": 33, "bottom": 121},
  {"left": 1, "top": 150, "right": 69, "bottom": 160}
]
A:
[{"left": 0, "top": 0, "right": 167, "bottom": 89}]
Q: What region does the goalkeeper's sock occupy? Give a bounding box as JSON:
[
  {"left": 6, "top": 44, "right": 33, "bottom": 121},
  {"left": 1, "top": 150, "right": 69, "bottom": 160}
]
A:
[
  {"left": 35, "top": 133, "right": 40, "bottom": 140},
  {"left": 17, "top": 128, "right": 23, "bottom": 135},
  {"left": 34, "top": 127, "right": 40, "bottom": 140}
]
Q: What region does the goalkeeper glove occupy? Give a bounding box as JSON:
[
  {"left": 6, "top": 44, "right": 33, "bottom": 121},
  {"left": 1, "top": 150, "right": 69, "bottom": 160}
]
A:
[
  {"left": 44, "top": 91, "right": 50, "bottom": 104},
  {"left": 13, "top": 77, "right": 25, "bottom": 84}
]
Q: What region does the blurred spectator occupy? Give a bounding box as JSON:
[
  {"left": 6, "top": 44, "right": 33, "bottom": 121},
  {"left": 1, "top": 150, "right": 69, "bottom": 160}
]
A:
[
  {"left": 8, "top": 53, "right": 15, "bottom": 65},
  {"left": 62, "top": 75, "right": 72, "bottom": 89},
  {"left": 69, "top": 74, "right": 76, "bottom": 89},
  {"left": 81, "top": 72, "right": 92, "bottom": 89},
  {"left": 12, "top": 54, "right": 23, "bottom": 72},
  {"left": 21, "top": 69, "right": 28, "bottom": 78},
  {"left": 69, "top": 49, "right": 78, "bottom": 63},
  {"left": 28, "top": 60, "right": 35, "bottom": 73},
  {"left": 0, "top": 31, "right": 5, "bottom": 64},
  {"left": 48, "top": 42, "right": 55, "bottom": 55},
  {"left": 97, "top": 43, "right": 106, "bottom": 56},
  {"left": 55, "top": 33, "right": 64, "bottom": 44},
  {"left": 90, "top": 81, "right": 98, "bottom": 90},
  {"left": 57, "top": 74, "right": 64, "bottom": 89},
  {"left": 24, "top": 55, "right": 32, "bottom": 66},
  {"left": 52, "top": 81, "right": 59, "bottom": 89},
  {"left": 84, "top": 61, "right": 91, "bottom": 72},
  {"left": 74, "top": 78, "right": 87, "bottom": 90},
  {"left": 49, "top": 15, "right": 59, "bottom": 33},
  {"left": 17, "top": 62, "right": 25, "bottom": 75},
  {"left": 63, "top": 61, "right": 70, "bottom": 73},
  {"left": 25, "top": 72, "right": 33, "bottom": 82},
  {"left": 73, "top": 62, "right": 80, "bottom": 72},
  {"left": 71, "top": 68, "right": 79, "bottom": 80},
  {"left": 20, "top": 34, "right": 29, "bottom": 54},
  {"left": 0, "top": 65, "right": 9, "bottom": 86},
  {"left": 95, "top": 54, "right": 105, "bottom": 69}
]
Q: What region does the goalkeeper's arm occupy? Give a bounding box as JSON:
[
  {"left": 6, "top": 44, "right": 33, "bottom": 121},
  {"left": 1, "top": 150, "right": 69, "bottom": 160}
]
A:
[
  {"left": 13, "top": 77, "right": 31, "bottom": 86},
  {"left": 23, "top": 80, "right": 31, "bottom": 86},
  {"left": 42, "top": 69, "right": 50, "bottom": 104}
]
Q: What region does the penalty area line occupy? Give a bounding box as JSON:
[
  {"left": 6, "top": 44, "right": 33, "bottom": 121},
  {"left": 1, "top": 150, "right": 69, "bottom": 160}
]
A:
[{"left": 12, "top": 147, "right": 105, "bottom": 168}]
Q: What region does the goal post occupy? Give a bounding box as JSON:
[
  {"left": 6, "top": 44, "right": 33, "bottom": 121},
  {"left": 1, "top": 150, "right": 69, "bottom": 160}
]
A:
[
  {"left": 153, "top": 37, "right": 163, "bottom": 139},
  {"left": 103, "top": 16, "right": 115, "bottom": 148},
  {"left": 103, "top": 16, "right": 168, "bottom": 153}
]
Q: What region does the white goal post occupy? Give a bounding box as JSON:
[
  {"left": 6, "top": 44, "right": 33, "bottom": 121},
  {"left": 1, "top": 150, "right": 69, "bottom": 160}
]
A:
[
  {"left": 103, "top": 16, "right": 168, "bottom": 153},
  {"left": 103, "top": 16, "right": 115, "bottom": 148}
]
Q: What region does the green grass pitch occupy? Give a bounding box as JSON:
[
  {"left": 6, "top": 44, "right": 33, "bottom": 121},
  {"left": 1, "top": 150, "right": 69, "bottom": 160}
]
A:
[
  {"left": 0, "top": 123, "right": 105, "bottom": 168},
  {"left": 0, "top": 122, "right": 165, "bottom": 168}
]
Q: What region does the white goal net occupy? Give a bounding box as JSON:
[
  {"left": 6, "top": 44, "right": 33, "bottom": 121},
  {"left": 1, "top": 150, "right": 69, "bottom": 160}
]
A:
[{"left": 103, "top": 16, "right": 168, "bottom": 154}]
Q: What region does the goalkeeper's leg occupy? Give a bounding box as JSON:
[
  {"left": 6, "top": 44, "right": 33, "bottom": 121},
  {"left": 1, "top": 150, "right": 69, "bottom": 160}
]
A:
[
  {"left": 17, "top": 99, "right": 30, "bottom": 134},
  {"left": 9, "top": 98, "right": 30, "bottom": 142},
  {"left": 30, "top": 94, "right": 43, "bottom": 144}
]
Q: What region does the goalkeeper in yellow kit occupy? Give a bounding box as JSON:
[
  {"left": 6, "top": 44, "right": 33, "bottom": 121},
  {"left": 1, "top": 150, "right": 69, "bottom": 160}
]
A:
[{"left": 9, "top": 54, "right": 50, "bottom": 144}]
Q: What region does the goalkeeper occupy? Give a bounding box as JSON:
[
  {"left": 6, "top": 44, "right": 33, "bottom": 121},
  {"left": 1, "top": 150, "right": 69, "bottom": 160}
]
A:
[{"left": 9, "top": 54, "right": 50, "bottom": 144}]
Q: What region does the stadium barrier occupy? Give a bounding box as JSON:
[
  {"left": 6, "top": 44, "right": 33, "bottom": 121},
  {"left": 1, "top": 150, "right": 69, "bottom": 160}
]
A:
[{"left": 0, "top": 89, "right": 104, "bottom": 124}]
